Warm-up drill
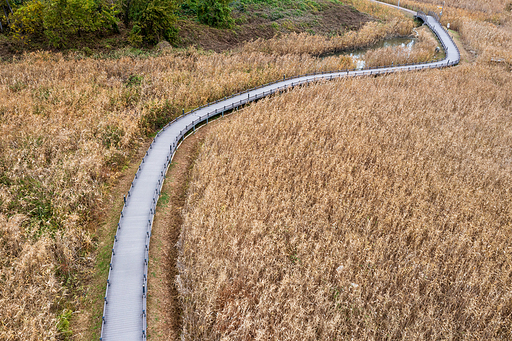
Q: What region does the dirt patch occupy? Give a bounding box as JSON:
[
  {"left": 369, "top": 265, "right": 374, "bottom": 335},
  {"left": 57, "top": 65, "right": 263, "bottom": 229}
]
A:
[
  {"left": 0, "top": 36, "right": 14, "bottom": 61},
  {"left": 177, "top": 19, "right": 277, "bottom": 53},
  {"left": 177, "top": 2, "right": 374, "bottom": 52},
  {"left": 303, "top": 2, "right": 376, "bottom": 34}
]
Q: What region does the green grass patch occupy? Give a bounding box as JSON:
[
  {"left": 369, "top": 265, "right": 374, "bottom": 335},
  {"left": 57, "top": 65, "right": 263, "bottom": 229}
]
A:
[
  {"left": 57, "top": 309, "right": 73, "bottom": 340},
  {"left": 157, "top": 191, "right": 170, "bottom": 207}
]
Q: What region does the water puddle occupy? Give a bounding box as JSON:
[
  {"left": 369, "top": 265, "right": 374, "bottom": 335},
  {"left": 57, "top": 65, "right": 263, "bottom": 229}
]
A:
[{"left": 323, "top": 36, "right": 417, "bottom": 70}]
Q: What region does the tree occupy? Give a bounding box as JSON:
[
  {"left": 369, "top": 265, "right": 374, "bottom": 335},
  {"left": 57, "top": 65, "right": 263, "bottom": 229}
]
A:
[
  {"left": 196, "top": 0, "right": 233, "bottom": 28},
  {"left": 128, "top": 0, "right": 178, "bottom": 45},
  {"left": 10, "top": 0, "right": 118, "bottom": 47}
]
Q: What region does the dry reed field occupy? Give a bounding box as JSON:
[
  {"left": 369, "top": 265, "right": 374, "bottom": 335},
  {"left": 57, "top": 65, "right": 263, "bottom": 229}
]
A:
[
  {"left": 0, "top": 49, "right": 357, "bottom": 339},
  {"left": 176, "top": 1, "right": 512, "bottom": 339},
  {"left": 0, "top": 7, "right": 426, "bottom": 333},
  {"left": 382, "top": 0, "right": 512, "bottom": 36},
  {"left": 178, "top": 64, "right": 512, "bottom": 340},
  {"left": 0, "top": 4, "right": 430, "bottom": 337},
  {"left": 383, "top": 0, "right": 511, "bottom": 14},
  {"left": 458, "top": 19, "right": 512, "bottom": 65},
  {"left": 376, "top": 0, "right": 512, "bottom": 52},
  {"left": 407, "top": 0, "right": 512, "bottom": 67},
  {"left": 1, "top": 0, "right": 510, "bottom": 338}
]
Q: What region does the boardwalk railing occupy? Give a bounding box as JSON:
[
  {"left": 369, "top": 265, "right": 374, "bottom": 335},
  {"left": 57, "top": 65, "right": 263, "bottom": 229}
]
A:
[{"left": 417, "top": 10, "right": 460, "bottom": 67}]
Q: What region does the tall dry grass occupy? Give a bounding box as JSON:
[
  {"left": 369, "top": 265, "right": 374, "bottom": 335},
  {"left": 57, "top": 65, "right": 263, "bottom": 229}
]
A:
[
  {"left": 382, "top": 0, "right": 511, "bottom": 14},
  {"left": 178, "top": 64, "right": 512, "bottom": 340},
  {"left": 0, "top": 214, "right": 91, "bottom": 340},
  {"left": 458, "top": 19, "right": 512, "bottom": 64},
  {"left": 346, "top": 0, "right": 413, "bottom": 20},
  {"left": 0, "top": 48, "right": 356, "bottom": 339},
  {"left": 242, "top": 19, "right": 415, "bottom": 56},
  {"left": 1, "top": 0, "right": 510, "bottom": 337},
  {"left": 380, "top": 0, "right": 511, "bottom": 31},
  {"left": 364, "top": 26, "right": 438, "bottom": 66},
  {"left": 384, "top": 0, "right": 512, "bottom": 66}
]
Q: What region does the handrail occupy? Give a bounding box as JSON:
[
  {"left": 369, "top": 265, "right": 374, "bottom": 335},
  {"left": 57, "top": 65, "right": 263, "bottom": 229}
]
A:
[{"left": 428, "top": 10, "right": 440, "bottom": 22}]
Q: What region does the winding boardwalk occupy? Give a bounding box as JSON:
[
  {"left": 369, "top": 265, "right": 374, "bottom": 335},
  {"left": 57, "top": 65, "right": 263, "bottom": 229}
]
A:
[{"left": 99, "top": 4, "right": 460, "bottom": 340}]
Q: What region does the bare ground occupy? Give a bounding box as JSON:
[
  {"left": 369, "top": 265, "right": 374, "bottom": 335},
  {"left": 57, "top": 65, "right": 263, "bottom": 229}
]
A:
[{"left": 177, "top": 2, "right": 374, "bottom": 52}]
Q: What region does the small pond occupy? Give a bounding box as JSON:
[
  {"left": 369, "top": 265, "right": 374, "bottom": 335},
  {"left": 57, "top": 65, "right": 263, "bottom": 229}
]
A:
[{"left": 323, "top": 36, "right": 417, "bottom": 70}]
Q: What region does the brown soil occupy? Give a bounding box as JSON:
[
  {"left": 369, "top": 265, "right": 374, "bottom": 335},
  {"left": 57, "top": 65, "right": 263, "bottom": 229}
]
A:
[
  {"left": 177, "top": 2, "right": 374, "bottom": 52},
  {"left": 147, "top": 124, "right": 214, "bottom": 340},
  {"left": 0, "top": 36, "right": 13, "bottom": 61}
]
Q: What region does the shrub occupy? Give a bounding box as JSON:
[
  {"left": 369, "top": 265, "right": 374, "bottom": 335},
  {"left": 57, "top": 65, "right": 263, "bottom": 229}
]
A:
[
  {"left": 10, "top": 0, "right": 118, "bottom": 47},
  {"left": 196, "top": 0, "right": 234, "bottom": 28},
  {"left": 128, "top": 0, "right": 179, "bottom": 45},
  {"left": 128, "top": 24, "right": 143, "bottom": 46},
  {"left": 9, "top": 0, "right": 44, "bottom": 43},
  {"left": 139, "top": 100, "right": 180, "bottom": 135}
]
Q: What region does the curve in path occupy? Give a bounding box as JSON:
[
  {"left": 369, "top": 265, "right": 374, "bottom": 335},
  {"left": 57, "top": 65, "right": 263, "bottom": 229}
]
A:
[
  {"left": 369, "top": 0, "right": 417, "bottom": 16},
  {"left": 99, "top": 4, "right": 460, "bottom": 340}
]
